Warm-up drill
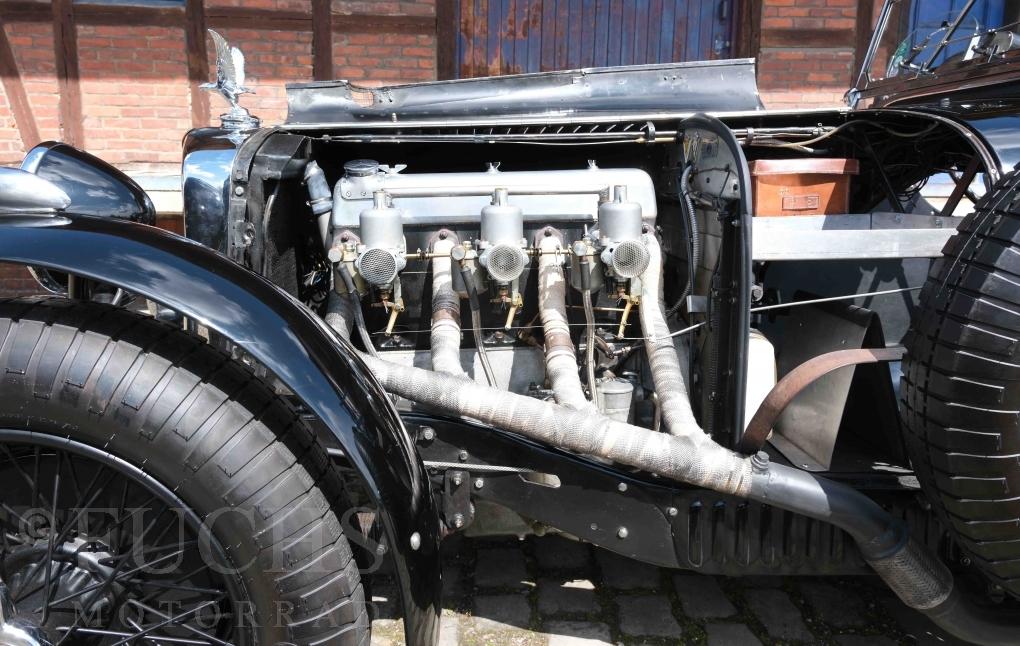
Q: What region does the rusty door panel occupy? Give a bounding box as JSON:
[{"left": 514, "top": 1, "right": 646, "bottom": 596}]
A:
[{"left": 454, "top": 0, "right": 737, "bottom": 78}]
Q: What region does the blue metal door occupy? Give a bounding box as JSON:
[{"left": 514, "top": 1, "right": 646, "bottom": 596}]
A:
[{"left": 454, "top": 0, "right": 738, "bottom": 78}]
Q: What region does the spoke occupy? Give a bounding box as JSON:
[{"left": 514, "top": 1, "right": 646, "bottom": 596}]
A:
[
  {"left": 37, "top": 450, "right": 61, "bottom": 621},
  {"left": 110, "top": 599, "right": 218, "bottom": 646},
  {"left": 57, "top": 626, "right": 212, "bottom": 645},
  {"left": 0, "top": 444, "right": 51, "bottom": 510},
  {"left": 49, "top": 547, "right": 190, "bottom": 606},
  {"left": 127, "top": 598, "right": 232, "bottom": 646}
]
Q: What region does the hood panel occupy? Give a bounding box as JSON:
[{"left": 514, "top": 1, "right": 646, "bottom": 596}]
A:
[{"left": 285, "top": 59, "right": 763, "bottom": 126}]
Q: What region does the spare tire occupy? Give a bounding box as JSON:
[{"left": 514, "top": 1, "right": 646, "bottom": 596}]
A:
[{"left": 901, "top": 170, "right": 1020, "bottom": 598}]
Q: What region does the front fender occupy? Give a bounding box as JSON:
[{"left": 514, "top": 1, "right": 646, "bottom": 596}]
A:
[{"left": 0, "top": 213, "right": 441, "bottom": 645}]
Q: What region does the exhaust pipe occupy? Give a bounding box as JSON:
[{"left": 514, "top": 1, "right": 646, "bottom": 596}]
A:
[
  {"left": 329, "top": 241, "right": 1013, "bottom": 646},
  {"left": 537, "top": 231, "right": 595, "bottom": 411},
  {"left": 430, "top": 235, "right": 468, "bottom": 378}
]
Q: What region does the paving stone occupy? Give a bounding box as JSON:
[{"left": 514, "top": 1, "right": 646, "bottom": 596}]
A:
[
  {"left": 369, "top": 618, "right": 402, "bottom": 645},
  {"left": 882, "top": 593, "right": 970, "bottom": 645},
  {"left": 616, "top": 594, "right": 682, "bottom": 638},
  {"left": 370, "top": 580, "right": 400, "bottom": 620},
  {"left": 706, "top": 623, "right": 763, "bottom": 646},
  {"left": 745, "top": 589, "right": 815, "bottom": 642},
  {"left": 673, "top": 574, "right": 737, "bottom": 618},
  {"left": 533, "top": 535, "right": 592, "bottom": 571},
  {"left": 473, "top": 547, "right": 530, "bottom": 589},
  {"left": 595, "top": 548, "right": 662, "bottom": 590},
  {"left": 437, "top": 615, "right": 460, "bottom": 646},
  {"left": 545, "top": 620, "right": 613, "bottom": 645},
  {"left": 837, "top": 636, "right": 898, "bottom": 646},
  {"left": 473, "top": 593, "right": 532, "bottom": 632},
  {"left": 801, "top": 581, "right": 867, "bottom": 628},
  {"left": 538, "top": 578, "right": 599, "bottom": 616}
]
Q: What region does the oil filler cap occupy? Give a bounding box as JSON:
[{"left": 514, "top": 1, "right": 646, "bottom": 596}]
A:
[{"left": 344, "top": 159, "right": 380, "bottom": 177}]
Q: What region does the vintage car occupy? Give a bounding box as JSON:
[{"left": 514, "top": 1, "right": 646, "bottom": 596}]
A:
[{"left": 2, "top": 0, "right": 1020, "bottom": 644}]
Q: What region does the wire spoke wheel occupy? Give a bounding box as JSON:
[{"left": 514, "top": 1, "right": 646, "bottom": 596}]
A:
[{"left": 0, "top": 431, "right": 252, "bottom": 646}]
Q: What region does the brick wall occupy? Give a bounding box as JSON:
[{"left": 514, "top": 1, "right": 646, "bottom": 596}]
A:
[
  {"left": 0, "top": 0, "right": 877, "bottom": 297},
  {"left": 0, "top": 0, "right": 438, "bottom": 167},
  {"left": 756, "top": 0, "right": 876, "bottom": 109}
]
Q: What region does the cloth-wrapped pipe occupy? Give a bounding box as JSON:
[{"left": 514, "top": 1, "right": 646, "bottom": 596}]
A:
[
  {"left": 430, "top": 237, "right": 468, "bottom": 378},
  {"left": 639, "top": 234, "right": 699, "bottom": 437},
  {"left": 537, "top": 233, "right": 595, "bottom": 411}
]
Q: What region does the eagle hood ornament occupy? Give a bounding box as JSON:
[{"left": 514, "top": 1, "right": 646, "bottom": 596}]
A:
[{"left": 202, "top": 30, "right": 259, "bottom": 131}]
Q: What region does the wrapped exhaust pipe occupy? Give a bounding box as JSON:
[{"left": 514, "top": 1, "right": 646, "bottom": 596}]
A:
[
  {"left": 638, "top": 235, "right": 698, "bottom": 437},
  {"left": 328, "top": 239, "right": 996, "bottom": 645},
  {"left": 430, "top": 235, "right": 468, "bottom": 378},
  {"left": 537, "top": 231, "right": 595, "bottom": 411}
]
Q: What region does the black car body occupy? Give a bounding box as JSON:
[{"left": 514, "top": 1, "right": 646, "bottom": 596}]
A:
[{"left": 2, "top": 1, "right": 1020, "bottom": 644}]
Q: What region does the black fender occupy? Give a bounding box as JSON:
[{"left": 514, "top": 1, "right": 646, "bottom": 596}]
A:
[{"left": 0, "top": 212, "right": 441, "bottom": 645}]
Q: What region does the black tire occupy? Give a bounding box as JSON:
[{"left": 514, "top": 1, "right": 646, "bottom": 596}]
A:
[
  {"left": 902, "top": 170, "right": 1020, "bottom": 598},
  {"left": 0, "top": 297, "right": 370, "bottom": 644}
]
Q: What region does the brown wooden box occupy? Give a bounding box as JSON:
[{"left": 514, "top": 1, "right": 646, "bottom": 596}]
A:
[{"left": 749, "top": 158, "right": 859, "bottom": 217}]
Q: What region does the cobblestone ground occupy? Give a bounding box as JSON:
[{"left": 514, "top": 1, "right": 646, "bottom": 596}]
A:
[{"left": 369, "top": 535, "right": 971, "bottom": 645}]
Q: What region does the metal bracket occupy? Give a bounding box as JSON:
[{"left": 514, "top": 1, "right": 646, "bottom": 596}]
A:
[{"left": 442, "top": 469, "right": 474, "bottom": 531}]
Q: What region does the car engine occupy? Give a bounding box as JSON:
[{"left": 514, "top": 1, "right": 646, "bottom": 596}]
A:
[{"left": 315, "top": 158, "right": 679, "bottom": 428}]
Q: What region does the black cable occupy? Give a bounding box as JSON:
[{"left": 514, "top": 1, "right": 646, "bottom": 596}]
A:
[
  {"left": 338, "top": 264, "right": 379, "bottom": 358},
  {"left": 459, "top": 262, "right": 497, "bottom": 388},
  {"left": 667, "top": 163, "right": 699, "bottom": 317}
]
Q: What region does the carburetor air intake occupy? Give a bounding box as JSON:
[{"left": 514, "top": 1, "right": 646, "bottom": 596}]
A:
[
  {"left": 479, "top": 188, "right": 528, "bottom": 284},
  {"left": 356, "top": 190, "right": 406, "bottom": 286},
  {"left": 599, "top": 186, "right": 649, "bottom": 280}
]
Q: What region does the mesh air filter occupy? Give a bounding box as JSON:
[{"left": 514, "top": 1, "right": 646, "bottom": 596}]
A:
[
  {"left": 611, "top": 240, "right": 650, "bottom": 279},
  {"left": 357, "top": 247, "right": 399, "bottom": 286},
  {"left": 485, "top": 244, "right": 527, "bottom": 283}
]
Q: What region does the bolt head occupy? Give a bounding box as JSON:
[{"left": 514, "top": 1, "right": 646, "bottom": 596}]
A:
[
  {"left": 409, "top": 532, "right": 421, "bottom": 551},
  {"left": 667, "top": 507, "right": 679, "bottom": 517},
  {"left": 474, "top": 478, "right": 484, "bottom": 490},
  {"left": 617, "top": 527, "right": 628, "bottom": 539},
  {"left": 233, "top": 186, "right": 245, "bottom": 196},
  {"left": 453, "top": 514, "right": 465, "bottom": 529},
  {"left": 421, "top": 426, "right": 435, "bottom": 441},
  {"left": 617, "top": 482, "right": 628, "bottom": 493},
  {"left": 452, "top": 473, "right": 463, "bottom": 487},
  {"left": 458, "top": 450, "right": 468, "bottom": 462}
]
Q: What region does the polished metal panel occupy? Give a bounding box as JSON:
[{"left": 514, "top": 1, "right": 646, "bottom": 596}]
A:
[
  {"left": 181, "top": 127, "right": 242, "bottom": 253},
  {"left": 333, "top": 165, "right": 657, "bottom": 231},
  {"left": 0, "top": 582, "right": 52, "bottom": 646},
  {"left": 286, "top": 59, "right": 763, "bottom": 125},
  {"left": 752, "top": 212, "right": 959, "bottom": 261},
  {"left": 21, "top": 142, "right": 154, "bottom": 223},
  {"left": 0, "top": 167, "right": 69, "bottom": 214}
]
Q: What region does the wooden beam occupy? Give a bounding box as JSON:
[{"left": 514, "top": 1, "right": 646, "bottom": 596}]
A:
[
  {"left": 761, "top": 28, "right": 856, "bottom": 49},
  {"left": 436, "top": 0, "right": 456, "bottom": 80},
  {"left": 0, "top": 15, "right": 40, "bottom": 150},
  {"left": 205, "top": 7, "right": 311, "bottom": 31},
  {"left": 733, "top": 0, "right": 761, "bottom": 60},
  {"left": 312, "top": 0, "right": 333, "bottom": 81},
  {"left": 74, "top": 3, "right": 185, "bottom": 27},
  {"left": 332, "top": 13, "right": 436, "bottom": 34},
  {"left": 1, "top": 2, "right": 50, "bottom": 23},
  {"left": 854, "top": 0, "right": 877, "bottom": 85},
  {"left": 51, "top": 0, "right": 83, "bottom": 148},
  {"left": 185, "top": 0, "right": 209, "bottom": 127}
]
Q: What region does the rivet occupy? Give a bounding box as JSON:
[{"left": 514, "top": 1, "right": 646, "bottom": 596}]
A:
[
  {"left": 667, "top": 507, "right": 678, "bottom": 517},
  {"left": 458, "top": 450, "right": 468, "bottom": 462},
  {"left": 409, "top": 532, "right": 421, "bottom": 550},
  {"left": 617, "top": 527, "right": 629, "bottom": 539}
]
